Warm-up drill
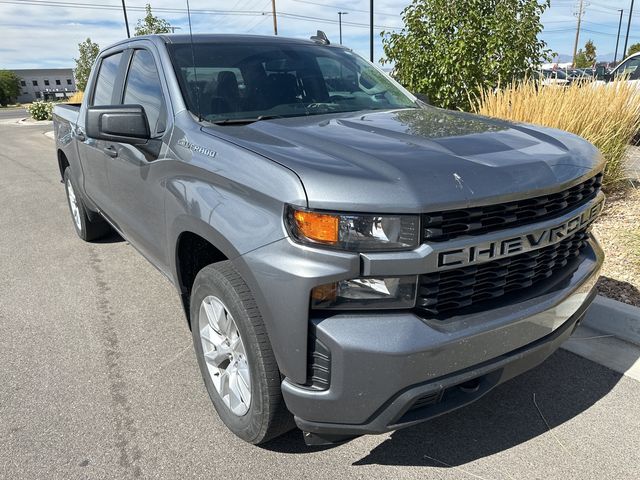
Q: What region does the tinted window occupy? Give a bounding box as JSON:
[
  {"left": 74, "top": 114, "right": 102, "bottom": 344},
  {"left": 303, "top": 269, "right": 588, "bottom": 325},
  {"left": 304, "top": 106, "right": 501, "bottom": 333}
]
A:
[
  {"left": 93, "top": 52, "right": 124, "bottom": 106},
  {"left": 168, "top": 43, "right": 416, "bottom": 122},
  {"left": 32, "top": 80, "right": 38, "bottom": 86},
  {"left": 123, "top": 49, "right": 165, "bottom": 134},
  {"left": 56, "top": 79, "right": 61, "bottom": 85},
  {"left": 616, "top": 57, "right": 640, "bottom": 80}
]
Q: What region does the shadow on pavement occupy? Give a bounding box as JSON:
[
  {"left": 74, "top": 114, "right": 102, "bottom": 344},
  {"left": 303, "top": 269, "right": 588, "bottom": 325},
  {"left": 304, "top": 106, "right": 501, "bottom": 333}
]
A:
[
  {"left": 92, "top": 231, "right": 125, "bottom": 244},
  {"left": 264, "top": 349, "right": 627, "bottom": 464}
]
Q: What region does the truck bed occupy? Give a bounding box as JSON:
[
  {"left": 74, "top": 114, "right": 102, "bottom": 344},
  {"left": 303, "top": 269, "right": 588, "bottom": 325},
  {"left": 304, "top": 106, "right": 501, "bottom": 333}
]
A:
[{"left": 53, "top": 103, "right": 81, "bottom": 125}]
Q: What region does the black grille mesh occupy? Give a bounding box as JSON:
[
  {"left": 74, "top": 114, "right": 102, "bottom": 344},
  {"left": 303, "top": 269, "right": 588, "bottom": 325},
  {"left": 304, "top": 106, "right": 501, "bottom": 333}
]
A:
[
  {"left": 423, "top": 174, "right": 602, "bottom": 242},
  {"left": 416, "top": 230, "right": 590, "bottom": 317}
]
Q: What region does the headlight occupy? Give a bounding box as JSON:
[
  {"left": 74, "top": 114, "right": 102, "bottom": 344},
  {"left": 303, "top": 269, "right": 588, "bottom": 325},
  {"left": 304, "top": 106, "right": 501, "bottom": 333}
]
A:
[
  {"left": 311, "top": 276, "right": 418, "bottom": 310},
  {"left": 286, "top": 206, "right": 420, "bottom": 251}
]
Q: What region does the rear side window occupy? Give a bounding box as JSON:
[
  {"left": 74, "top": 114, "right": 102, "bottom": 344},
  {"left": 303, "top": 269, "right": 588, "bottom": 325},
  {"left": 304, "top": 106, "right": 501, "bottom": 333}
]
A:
[
  {"left": 93, "top": 52, "right": 124, "bottom": 105},
  {"left": 123, "top": 49, "right": 166, "bottom": 135}
]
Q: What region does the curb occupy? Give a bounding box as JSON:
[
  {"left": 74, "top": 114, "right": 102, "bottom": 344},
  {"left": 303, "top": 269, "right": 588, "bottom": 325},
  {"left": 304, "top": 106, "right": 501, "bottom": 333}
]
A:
[{"left": 582, "top": 295, "right": 640, "bottom": 347}]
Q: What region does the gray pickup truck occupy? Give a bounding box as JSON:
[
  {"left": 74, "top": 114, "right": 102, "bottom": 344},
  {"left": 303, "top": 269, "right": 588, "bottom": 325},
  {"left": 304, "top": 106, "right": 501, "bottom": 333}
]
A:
[{"left": 53, "top": 33, "right": 605, "bottom": 446}]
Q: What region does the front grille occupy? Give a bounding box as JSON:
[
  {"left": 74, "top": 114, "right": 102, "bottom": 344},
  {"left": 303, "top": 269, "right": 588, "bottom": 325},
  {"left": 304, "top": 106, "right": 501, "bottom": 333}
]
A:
[
  {"left": 416, "top": 230, "right": 590, "bottom": 317},
  {"left": 423, "top": 173, "right": 602, "bottom": 242}
]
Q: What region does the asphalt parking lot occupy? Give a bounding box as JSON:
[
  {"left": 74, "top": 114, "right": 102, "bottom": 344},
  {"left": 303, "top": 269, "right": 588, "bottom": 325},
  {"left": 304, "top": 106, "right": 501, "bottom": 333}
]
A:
[{"left": 1, "top": 115, "right": 639, "bottom": 480}]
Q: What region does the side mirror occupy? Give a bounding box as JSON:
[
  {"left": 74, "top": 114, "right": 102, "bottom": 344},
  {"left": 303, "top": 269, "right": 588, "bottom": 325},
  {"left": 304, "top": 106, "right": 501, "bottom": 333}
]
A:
[
  {"left": 413, "top": 92, "right": 430, "bottom": 105},
  {"left": 86, "top": 105, "right": 150, "bottom": 144}
]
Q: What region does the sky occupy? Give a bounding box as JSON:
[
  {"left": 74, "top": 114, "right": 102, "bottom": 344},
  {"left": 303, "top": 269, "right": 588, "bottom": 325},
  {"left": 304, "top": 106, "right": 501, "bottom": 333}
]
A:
[{"left": 1, "top": 0, "right": 640, "bottom": 69}]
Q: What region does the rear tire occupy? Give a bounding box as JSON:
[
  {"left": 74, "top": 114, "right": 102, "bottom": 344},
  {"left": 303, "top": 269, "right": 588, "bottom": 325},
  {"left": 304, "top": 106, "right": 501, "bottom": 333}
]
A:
[
  {"left": 63, "top": 167, "right": 110, "bottom": 242},
  {"left": 191, "top": 261, "right": 294, "bottom": 444}
]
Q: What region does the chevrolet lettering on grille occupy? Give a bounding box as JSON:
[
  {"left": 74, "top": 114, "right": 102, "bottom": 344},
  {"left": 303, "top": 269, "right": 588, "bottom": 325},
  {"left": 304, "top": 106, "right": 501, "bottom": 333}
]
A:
[{"left": 437, "top": 197, "right": 604, "bottom": 270}]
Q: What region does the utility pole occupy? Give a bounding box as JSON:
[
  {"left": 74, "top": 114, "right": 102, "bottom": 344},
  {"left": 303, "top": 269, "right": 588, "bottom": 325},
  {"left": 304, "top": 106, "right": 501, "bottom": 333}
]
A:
[
  {"left": 572, "top": 0, "right": 584, "bottom": 68},
  {"left": 271, "top": 0, "right": 278, "bottom": 35},
  {"left": 338, "top": 11, "right": 348, "bottom": 44},
  {"left": 121, "top": 0, "right": 130, "bottom": 38},
  {"left": 614, "top": 9, "right": 624, "bottom": 64},
  {"left": 369, "top": 0, "right": 374, "bottom": 62},
  {"left": 624, "top": 0, "right": 635, "bottom": 60}
]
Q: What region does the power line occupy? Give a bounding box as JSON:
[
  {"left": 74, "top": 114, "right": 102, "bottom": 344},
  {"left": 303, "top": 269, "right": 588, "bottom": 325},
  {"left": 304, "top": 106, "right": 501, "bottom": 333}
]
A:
[
  {"left": 291, "top": 0, "right": 401, "bottom": 17},
  {"left": 0, "top": 0, "right": 266, "bottom": 15},
  {"left": 0, "top": 0, "right": 403, "bottom": 29}
]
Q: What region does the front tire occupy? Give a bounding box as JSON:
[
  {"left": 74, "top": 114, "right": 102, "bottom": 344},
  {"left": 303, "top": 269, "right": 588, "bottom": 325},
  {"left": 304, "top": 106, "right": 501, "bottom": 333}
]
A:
[
  {"left": 191, "top": 261, "right": 294, "bottom": 444},
  {"left": 63, "top": 167, "right": 110, "bottom": 241}
]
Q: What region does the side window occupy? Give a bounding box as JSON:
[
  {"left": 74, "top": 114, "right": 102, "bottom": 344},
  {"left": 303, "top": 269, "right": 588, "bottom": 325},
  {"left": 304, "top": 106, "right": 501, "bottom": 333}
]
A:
[
  {"left": 123, "top": 50, "right": 166, "bottom": 135},
  {"left": 93, "top": 52, "right": 124, "bottom": 106},
  {"left": 616, "top": 58, "right": 640, "bottom": 80}
]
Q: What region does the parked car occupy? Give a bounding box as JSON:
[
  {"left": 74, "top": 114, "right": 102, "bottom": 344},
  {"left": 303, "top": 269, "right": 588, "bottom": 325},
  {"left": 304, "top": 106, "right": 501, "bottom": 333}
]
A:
[
  {"left": 53, "top": 33, "right": 605, "bottom": 446},
  {"left": 567, "top": 68, "right": 595, "bottom": 83},
  {"left": 597, "top": 52, "right": 640, "bottom": 84},
  {"left": 540, "top": 69, "right": 571, "bottom": 86}
]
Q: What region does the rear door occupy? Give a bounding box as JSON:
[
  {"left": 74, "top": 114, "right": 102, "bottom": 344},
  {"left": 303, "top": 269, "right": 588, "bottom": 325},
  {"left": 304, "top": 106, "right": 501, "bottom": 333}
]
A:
[
  {"left": 106, "top": 47, "right": 170, "bottom": 268},
  {"left": 80, "top": 51, "right": 127, "bottom": 213}
]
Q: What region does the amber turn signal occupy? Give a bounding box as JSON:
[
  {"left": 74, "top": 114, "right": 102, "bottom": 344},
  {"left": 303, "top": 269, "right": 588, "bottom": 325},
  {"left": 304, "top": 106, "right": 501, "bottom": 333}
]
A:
[{"left": 292, "top": 210, "right": 339, "bottom": 244}]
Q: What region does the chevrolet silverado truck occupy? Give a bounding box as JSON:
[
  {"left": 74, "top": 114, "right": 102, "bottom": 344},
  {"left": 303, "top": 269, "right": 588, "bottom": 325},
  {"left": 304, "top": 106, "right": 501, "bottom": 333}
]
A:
[{"left": 53, "top": 33, "right": 605, "bottom": 446}]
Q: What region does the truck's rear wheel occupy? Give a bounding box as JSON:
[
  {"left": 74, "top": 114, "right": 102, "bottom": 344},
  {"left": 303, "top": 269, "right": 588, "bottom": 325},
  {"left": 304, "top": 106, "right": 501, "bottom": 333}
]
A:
[
  {"left": 63, "top": 168, "right": 110, "bottom": 241},
  {"left": 190, "top": 261, "right": 294, "bottom": 444}
]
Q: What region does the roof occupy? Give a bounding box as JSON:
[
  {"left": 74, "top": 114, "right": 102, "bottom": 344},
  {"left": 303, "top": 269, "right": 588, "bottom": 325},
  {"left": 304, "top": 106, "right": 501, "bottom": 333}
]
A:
[
  {"left": 12, "top": 68, "right": 74, "bottom": 75},
  {"left": 159, "top": 33, "right": 320, "bottom": 45}
]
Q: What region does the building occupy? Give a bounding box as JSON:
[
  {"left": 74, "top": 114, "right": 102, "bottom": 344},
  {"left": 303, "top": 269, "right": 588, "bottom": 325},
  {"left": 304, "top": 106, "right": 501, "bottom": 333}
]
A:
[{"left": 13, "top": 68, "right": 77, "bottom": 103}]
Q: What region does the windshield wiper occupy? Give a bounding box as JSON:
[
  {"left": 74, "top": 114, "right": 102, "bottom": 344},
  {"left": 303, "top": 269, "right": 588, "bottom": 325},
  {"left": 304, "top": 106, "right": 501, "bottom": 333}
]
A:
[{"left": 211, "top": 115, "right": 284, "bottom": 125}]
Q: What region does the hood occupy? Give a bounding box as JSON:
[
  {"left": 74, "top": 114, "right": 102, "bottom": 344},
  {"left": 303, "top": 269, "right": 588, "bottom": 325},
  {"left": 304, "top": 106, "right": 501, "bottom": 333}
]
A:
[{"left": 202, "top": 107, "right": 604, "bottom": 213}]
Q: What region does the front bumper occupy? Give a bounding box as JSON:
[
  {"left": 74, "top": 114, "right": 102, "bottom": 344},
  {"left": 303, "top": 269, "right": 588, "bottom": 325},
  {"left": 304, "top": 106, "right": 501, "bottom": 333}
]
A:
[{"left": 280, "top": 237, "right": 603, "bottom": 443}]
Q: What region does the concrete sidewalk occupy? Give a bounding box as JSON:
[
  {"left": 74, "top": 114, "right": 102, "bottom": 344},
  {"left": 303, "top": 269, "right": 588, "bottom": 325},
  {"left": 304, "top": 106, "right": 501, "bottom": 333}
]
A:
[{"left": 563, "top": 295, "right": 640, "bottom": 381}]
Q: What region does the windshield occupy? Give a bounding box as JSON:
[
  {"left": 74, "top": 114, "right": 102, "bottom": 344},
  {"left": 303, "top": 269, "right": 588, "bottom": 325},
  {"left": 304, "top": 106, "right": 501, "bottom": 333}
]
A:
[{"left": 167, "top": 41, "right": 417, "bottom": 122}]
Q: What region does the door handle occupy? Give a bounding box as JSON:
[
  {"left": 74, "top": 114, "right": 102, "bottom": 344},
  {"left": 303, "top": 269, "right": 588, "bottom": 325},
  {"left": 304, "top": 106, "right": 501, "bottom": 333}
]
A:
[{"left": 103, "top": 145, "right": 118, "bottom": 158}]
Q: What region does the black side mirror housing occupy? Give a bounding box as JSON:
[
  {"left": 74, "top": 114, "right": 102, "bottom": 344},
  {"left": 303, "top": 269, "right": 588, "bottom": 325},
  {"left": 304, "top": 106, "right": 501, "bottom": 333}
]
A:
[
  {"left": 86, "top": 105, "right": 150, "bottom": 144},
  {"left": 413, "top": 92, "right": 430, "bottom": 105}
]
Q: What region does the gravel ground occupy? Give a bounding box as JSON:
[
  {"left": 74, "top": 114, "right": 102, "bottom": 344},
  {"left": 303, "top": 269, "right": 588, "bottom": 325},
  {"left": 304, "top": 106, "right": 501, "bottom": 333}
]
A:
[{"left": 593, "top": 160, "right": 640, "bottom": 306}]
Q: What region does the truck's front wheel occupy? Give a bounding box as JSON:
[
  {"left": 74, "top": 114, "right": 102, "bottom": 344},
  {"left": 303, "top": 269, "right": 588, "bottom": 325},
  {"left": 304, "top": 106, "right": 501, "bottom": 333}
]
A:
[{"left": 190, "top": 261, "right": 294, "bottom": 444}]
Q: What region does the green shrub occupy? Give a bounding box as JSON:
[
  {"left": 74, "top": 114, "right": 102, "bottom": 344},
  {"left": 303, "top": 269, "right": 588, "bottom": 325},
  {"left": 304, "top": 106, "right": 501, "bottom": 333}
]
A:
[{"left": 26, "top": 101, "right": 54, "bottom": 121}]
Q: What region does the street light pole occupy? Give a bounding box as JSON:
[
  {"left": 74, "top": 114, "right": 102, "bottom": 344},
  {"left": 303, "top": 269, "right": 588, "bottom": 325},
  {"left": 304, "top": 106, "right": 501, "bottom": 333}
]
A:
[
  {"left": 614, "top": 9, "right": 624, "bottom": 64},
  {"left": 338, "top": 11, "right": 348, "bottom": 44},
  {"left": 624, "top": 0, "right": 635, "bottom": 60},
  {"left": 121, "top": 0, "right": 130, "bottom": 38},
  {"left": 271, "top": 0, "right": 278, "bottom": 35},
  {"left": 369, "top": 0, "right": 374, "bottom": 62}
]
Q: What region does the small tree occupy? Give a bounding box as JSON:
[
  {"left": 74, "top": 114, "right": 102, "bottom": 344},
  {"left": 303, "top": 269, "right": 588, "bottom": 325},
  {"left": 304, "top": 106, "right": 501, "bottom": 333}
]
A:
[
  {"left": 382, "top": 0, "right": 551, "bottom": 111},
  {"left": 627, "top": 42, "right": 640, "bottom": 58},
  {"left": 134, "top": 4, "right": 171, "bottom": 36},
  {"left": 74, "top": 38, "right": 100, "bottom": 91},
  {"left": 575, "top": 40, "right": 596, "bottom": 68},
  {"left": 0, "top": 70, "right": 21, "bottom": 106}
]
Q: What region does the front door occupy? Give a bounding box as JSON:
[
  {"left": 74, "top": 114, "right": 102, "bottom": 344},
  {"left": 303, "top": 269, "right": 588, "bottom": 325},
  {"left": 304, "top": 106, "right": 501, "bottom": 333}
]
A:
[{"left": 106, "top": 48, "right": 170, "bottom": 270}]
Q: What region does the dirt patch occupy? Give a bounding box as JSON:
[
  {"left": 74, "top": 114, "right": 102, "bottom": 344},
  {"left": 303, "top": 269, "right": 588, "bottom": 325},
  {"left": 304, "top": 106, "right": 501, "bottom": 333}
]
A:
[{"left": 592, "top": 186, "right": 640, "bottom": 306}]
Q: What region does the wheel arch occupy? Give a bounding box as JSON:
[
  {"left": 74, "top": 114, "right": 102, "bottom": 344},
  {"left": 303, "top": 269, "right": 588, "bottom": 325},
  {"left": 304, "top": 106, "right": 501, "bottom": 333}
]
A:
[
  {"left": 172, "top": 218, "right": 240, "bottom": 327},
  {"left": 57, "top": 149, "right": 70, "bottom": 180}
]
